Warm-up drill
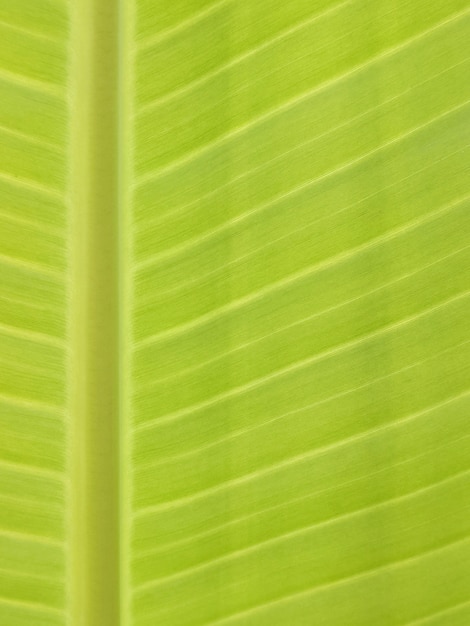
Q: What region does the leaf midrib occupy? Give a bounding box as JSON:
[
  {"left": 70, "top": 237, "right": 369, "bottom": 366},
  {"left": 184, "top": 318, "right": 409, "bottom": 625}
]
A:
[{"left": 69, "top": 0, "right": 121, "bottom": 624}]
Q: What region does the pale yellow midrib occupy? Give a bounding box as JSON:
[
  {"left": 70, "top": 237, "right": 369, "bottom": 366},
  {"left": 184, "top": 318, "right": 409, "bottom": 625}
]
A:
[
  {"left": 68, "top": 0, "right": 120, "bottom": 625},
  {"left": 118, "top": 0, "right": 134, "bottom": 624}
]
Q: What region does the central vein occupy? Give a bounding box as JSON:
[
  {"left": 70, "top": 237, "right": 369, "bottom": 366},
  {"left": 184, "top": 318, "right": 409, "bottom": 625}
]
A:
[{"left": 70, "top": 0, "right": 121, "bottom": 623}]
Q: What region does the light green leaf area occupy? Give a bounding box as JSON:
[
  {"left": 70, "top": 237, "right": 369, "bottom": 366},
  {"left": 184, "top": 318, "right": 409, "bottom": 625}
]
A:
[
  {"left": 0, "top": 0, "right": 469, "bottom": 625},
  {"left": 129, "top": 0, "right": 470, "bottom": 625},
  {"left": 0, "top": 0, "right": 68, "bottom": 625}
]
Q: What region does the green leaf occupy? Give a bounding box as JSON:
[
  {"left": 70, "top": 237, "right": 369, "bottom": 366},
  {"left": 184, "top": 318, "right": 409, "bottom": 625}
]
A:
[
  {"left": 0, "top": 1, "right": 469, "bottom": 625},
  {"left": 0, "top": 1, "right": 68, "bottom": 624}
]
